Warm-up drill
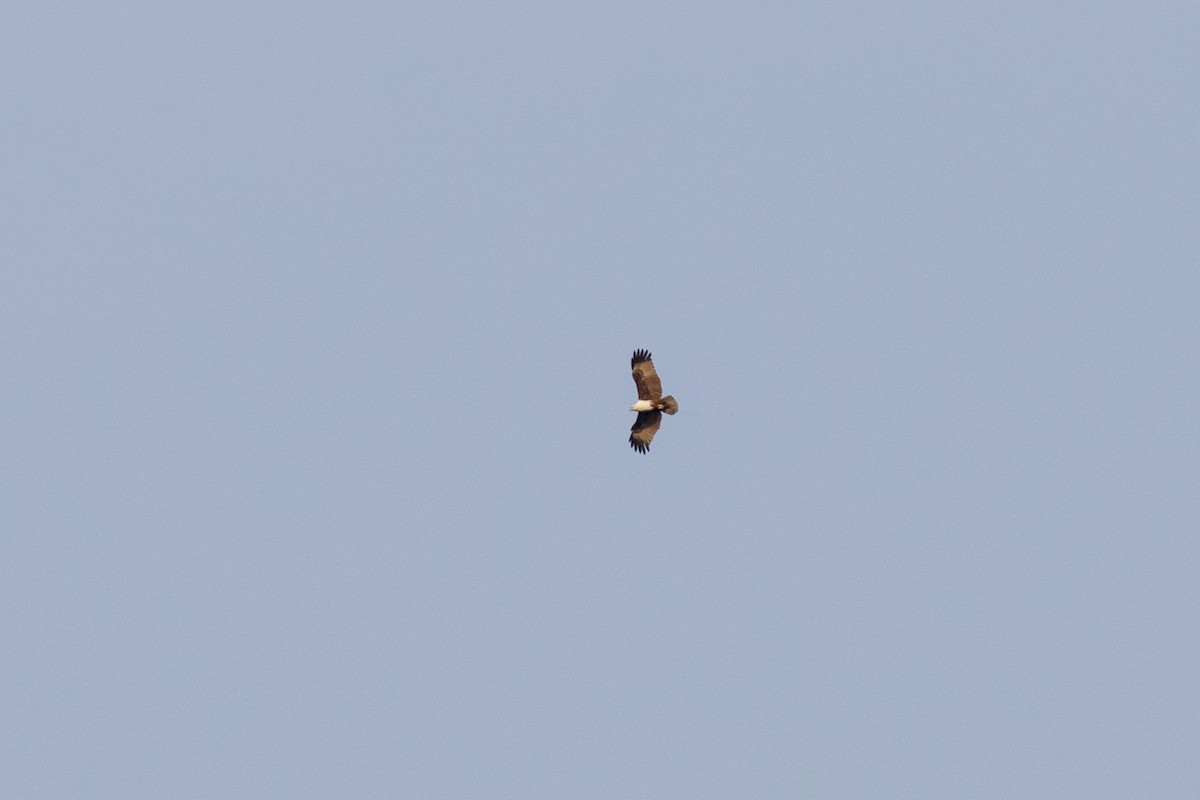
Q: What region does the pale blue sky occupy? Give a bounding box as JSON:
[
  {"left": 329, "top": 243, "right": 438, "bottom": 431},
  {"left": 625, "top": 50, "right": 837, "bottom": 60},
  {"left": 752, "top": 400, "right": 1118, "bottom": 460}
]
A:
[{"left": 4, "top": 2, "right": 1198, "bottom": 797}]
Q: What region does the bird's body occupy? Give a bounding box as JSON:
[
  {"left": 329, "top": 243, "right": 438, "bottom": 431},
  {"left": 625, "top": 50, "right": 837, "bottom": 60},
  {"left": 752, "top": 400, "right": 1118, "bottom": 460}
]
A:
[{"left": 628, "top": 349, "right": 678, "bottom": 453}]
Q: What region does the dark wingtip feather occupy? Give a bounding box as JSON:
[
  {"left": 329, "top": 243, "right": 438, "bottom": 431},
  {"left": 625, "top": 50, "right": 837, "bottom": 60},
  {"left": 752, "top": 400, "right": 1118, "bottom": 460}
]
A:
[
  {"left": 631, "top": 348, "right": 651, "bottom": 368},
  {"left": 629, "top": 437, "right": 649, "bottom": 454}
]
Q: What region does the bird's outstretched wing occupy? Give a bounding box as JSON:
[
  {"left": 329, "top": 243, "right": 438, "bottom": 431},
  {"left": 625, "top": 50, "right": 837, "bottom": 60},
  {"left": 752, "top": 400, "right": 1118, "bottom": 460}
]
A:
[
  {"left": 629, "top": 410, "right": 662, "bottom": 454},
  {"left": 631, "top": 349, "right": 662, "bottom": 401}
]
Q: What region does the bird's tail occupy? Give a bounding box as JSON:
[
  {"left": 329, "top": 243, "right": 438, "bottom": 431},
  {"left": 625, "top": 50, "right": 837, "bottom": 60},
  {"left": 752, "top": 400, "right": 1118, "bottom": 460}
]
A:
[{"left": 657, "top": 396, "right": 678, "bottom": 415}]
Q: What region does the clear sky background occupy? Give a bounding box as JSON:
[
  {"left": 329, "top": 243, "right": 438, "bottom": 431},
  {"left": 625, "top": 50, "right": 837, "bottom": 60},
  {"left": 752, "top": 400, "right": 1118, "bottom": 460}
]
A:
[{"left": 4, "top": 2, "right": 1198, "bottom": 797}]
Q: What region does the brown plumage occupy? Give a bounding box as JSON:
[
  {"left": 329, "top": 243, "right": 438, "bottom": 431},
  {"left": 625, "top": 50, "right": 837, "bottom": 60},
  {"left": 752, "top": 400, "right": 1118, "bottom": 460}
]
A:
[
  {"left": 629, "top": 411, "right": 661, "bottom": 454},
  {"left": 629, "top": 349, "right": 678, "bottom": 453}
]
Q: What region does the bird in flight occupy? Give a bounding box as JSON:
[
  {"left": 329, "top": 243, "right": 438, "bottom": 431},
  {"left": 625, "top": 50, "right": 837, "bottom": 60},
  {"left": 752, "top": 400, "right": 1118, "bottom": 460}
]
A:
[{"left": 628, "top": 349, "right": 678, "bottom": 453}]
